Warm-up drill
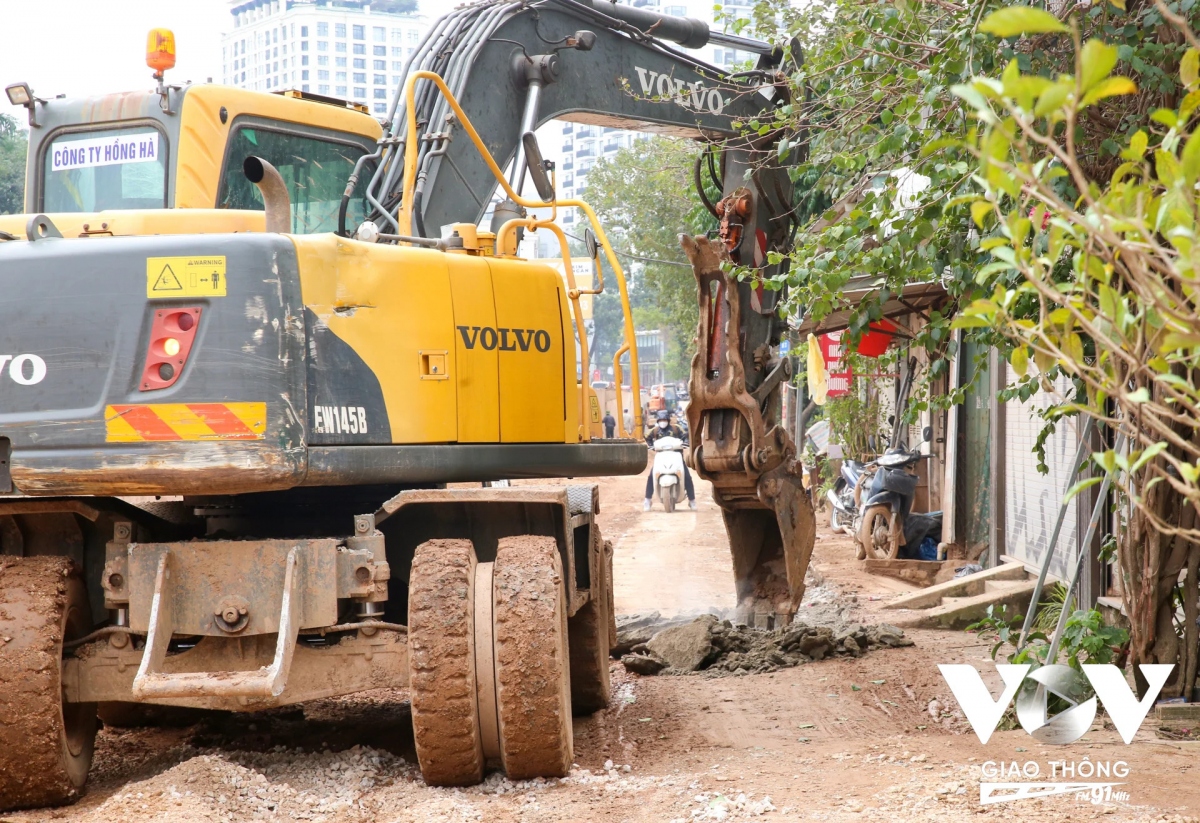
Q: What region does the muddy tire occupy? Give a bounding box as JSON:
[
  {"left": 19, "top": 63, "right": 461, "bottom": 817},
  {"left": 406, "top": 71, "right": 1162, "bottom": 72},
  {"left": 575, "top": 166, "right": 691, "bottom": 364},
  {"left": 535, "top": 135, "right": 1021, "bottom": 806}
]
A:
[
  {"left": 493, "top": 535, "right": 573, "bottom": 779},
  {"left": 568, "top": 528, "right": 612, "bottom": 715},
  {"left": 662, "top": 487, "right": 676, "bottom": 513},
  {"left": 860, "top": 505, "right": 900, "bottom": 560},
  {"left": 408, "top": 539, "right": 484, "bottom": 786},
  {"left": 0, "top": 556, "right": 97, "bottom": 811}
]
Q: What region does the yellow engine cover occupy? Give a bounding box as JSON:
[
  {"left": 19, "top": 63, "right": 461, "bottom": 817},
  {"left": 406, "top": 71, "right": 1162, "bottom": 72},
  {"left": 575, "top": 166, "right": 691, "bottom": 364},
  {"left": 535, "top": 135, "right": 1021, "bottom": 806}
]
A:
[{"left": 292, "top": 234, "right": 579, "bottom": 445}]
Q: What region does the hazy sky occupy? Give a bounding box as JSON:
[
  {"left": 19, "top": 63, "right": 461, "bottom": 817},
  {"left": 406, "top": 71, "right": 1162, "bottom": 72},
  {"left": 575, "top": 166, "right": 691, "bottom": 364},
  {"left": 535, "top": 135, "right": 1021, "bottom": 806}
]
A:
[{"left": 0, "top": 0, "right": 230, "bottom": 101}]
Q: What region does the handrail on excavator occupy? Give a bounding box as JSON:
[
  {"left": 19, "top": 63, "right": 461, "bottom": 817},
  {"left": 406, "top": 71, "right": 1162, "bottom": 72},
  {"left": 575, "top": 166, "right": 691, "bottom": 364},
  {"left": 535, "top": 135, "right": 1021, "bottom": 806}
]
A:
[{"left": 394, "top": 70, "right": 642, "bottom": 439}]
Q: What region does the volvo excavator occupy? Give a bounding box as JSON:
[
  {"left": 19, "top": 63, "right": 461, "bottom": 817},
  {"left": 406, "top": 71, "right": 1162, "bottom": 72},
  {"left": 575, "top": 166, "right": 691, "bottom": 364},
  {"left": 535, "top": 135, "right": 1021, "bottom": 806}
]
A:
[{"left": 0, "top": 0, "right": 814, "bottom": 808}]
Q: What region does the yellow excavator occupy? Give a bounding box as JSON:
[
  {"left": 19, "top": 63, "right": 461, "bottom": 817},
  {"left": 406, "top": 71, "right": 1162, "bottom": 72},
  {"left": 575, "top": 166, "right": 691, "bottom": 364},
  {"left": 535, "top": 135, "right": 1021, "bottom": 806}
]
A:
[{"left": 0, "top": 0, "right": 813, "bottom": 809}]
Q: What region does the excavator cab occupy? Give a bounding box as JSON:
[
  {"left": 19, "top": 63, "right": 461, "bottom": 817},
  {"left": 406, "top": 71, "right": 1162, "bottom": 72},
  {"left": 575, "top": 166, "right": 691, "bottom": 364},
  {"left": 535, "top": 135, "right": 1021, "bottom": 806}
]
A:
[{"left": 1, "top": 79, "right": 381, "bottom": 239}]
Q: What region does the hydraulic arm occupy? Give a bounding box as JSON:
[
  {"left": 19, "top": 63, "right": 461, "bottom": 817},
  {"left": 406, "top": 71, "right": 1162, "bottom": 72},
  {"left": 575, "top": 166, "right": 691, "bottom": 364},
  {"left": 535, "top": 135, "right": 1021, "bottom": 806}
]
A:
[{"left": 350, "top": 0, "right": 815, "bottom": 625}]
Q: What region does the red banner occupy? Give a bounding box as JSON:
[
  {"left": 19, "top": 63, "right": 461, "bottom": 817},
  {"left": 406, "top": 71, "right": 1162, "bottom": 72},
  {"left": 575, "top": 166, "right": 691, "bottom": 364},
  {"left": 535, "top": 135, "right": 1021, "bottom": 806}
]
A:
[{"left": 819, "top": 332, "right": 852, "bottom": 398}]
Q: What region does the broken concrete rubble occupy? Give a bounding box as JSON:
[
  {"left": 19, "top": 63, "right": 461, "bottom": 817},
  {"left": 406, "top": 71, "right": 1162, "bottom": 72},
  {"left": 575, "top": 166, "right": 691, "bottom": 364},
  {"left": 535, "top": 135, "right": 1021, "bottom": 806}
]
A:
[
  {"left": 611, "top": 610, "right": 698, "bottom": 656},
  {"left": 645, "top": 614, "right": 719, "bottom": 670},
  {"left": 615, "top": 613, "right": 913, "bottom": 676}
]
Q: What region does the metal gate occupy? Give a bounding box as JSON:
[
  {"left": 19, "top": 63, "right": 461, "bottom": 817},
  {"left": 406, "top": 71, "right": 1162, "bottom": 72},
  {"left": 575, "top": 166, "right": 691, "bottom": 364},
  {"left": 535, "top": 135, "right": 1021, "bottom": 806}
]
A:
[{"left": 1002, "top": 366, "right": 1080, "bottom": 580}]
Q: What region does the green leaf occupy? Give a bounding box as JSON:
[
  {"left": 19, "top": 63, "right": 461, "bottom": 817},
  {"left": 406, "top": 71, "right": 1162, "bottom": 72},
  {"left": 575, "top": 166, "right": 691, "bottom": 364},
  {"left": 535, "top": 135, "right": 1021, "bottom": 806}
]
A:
[
  {"left": 1183, "top": 48, "right": 1200, "bottom": 92},
  {"left": 1120, "top": 130, "right": 1148, "bottom": 161},
  {"left": 1080, "top": 40, "right": 1118, "bottom": 93},
  {"left": 1129, "top": 442, "right": 1168, "bottom": 473},
  {"left": 1183, "top": 130, "right": 1200, "bottom": 184},
  {"left": 1179, "top": 462, "right": 1200, "bottom": 484},
  {"left": 1108, "top": 0, "right": 1125, "bottom": 8},
  {"left": 1080, "top": 76, "right": 1137, "bottom": 108},
  {"left": 1011, "top": 346, "right": 1029, "bottom": 377},
  {"left": 979, "top": 7, "right": 1068, "bottom": 37},
  {"left": 971, "top": 200, "right": 992, "bottom": 228},
  {"left": 1156, "top": 149, "right": 1182, "bottom": 187},
  {"left": 1065, "top": 476, "right": 1103, "bottom": 502},
  {"left": 1160, "top": 331, "right": 1200, "bottom": 350},
  {"left": 1034, "top": 82, "right": 1071, "bottom": 118},
  {"left": 1181, "top": 90, "right": 1200, "bottom": 121},
  {"left": 1151, "top": 108, "right": 1179, "bottom": 129},
  {"left": 951, "top": 84, "right": 996, "bottom": 121}
]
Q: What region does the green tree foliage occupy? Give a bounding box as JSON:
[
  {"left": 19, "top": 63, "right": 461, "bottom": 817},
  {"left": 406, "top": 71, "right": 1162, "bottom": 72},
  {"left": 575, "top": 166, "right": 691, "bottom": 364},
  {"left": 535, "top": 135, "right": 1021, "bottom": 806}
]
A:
[
  {"left": 0, "top": 113, "right": 28, "bottom": 215},
  {"left": 739, "top": 0, "right": 1200, "bottom": 409},
  {"left": 735, "top": 0, "right": 1200, "bottom": 672},
  {"left": 946, "top": 4, "right": 1200, "bottom": 671},
  {"left": 584, "top": 136, "right": 717, "bottom": 379}
]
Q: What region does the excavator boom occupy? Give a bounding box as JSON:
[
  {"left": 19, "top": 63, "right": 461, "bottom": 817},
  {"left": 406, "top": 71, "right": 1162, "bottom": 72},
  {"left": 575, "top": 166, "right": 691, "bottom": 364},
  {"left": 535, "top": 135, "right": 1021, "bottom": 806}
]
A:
[{"left": 354, "top": 0, "right": 816, "bottom": 624}]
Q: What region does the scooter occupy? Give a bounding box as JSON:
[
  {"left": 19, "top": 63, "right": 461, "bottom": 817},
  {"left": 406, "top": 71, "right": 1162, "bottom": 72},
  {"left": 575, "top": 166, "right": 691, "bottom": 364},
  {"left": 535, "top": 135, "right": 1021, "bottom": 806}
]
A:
[
  {"left": 827, "top": 457, "right": 873, "bottom": 535},
  {"left": 651, "top": 436, "right": 687, "bottom": 513},
  {"left": 854, "top": 426, "right": 943, "bottom": 560}
]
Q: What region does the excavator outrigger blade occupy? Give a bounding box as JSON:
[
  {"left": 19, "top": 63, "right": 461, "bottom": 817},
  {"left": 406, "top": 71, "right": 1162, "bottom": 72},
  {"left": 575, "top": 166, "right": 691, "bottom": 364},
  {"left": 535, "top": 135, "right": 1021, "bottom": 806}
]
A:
[{"left": 681, "top": 235, "right": 816, "bottom": 628}]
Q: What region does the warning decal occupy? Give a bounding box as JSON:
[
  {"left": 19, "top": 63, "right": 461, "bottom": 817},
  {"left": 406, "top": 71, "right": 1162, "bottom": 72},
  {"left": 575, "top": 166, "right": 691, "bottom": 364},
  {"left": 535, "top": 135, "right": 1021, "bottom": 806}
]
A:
[
  {"left": 146, "top": 256, "right": 227, "bottom": 298},
  {"left": 105, "top": 402, "right": 266, "bottom": 442}
]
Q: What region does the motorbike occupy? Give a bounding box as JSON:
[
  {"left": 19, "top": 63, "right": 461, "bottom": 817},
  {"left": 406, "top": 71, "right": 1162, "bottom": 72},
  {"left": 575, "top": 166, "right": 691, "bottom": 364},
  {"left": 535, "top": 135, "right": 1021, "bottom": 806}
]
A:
[
  {"left": 854, "top": 426, "right": 943, "bottom": 560},
  {"left": 826, "top": 457, "right": 872, "bottom": 535},
  {"left": 651, "top": 435, "right": 687, "bottom": 513}
]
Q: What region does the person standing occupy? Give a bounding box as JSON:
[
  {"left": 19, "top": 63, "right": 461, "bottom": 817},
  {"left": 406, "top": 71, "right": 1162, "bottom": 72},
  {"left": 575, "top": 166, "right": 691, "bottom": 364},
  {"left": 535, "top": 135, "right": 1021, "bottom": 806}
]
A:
[{"left": 602, "top": 411, "right": 616, "bottom": 439}]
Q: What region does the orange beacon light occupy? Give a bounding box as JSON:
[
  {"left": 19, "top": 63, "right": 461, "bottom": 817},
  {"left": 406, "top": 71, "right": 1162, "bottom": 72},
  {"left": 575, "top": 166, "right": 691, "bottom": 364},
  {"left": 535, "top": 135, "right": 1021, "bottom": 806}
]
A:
[{"left": 146, "top": 29, "right": 177, "bottom": 75}]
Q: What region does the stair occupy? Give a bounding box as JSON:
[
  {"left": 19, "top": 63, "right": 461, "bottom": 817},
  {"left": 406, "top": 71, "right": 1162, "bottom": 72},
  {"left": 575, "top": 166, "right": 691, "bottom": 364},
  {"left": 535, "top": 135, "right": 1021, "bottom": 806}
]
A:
[{"left": 881, "top": 562, "right": 1036, "bottom": 629}]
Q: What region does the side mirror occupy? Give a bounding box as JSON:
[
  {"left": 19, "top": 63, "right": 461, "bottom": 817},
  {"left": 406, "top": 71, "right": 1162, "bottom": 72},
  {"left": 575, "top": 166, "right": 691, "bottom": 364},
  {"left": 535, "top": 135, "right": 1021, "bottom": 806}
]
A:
[
  {"left": 522, "top": 131, "right": 555, "bottom": 202},
  {"left": 922, "top": 425, "right": 933, "bottom": 443},
  {"left": 584, "top": 227, "right": 599, "bottom": 260},
  {"left": 867, "top": 435, "right": 877, "bottom": 453}
]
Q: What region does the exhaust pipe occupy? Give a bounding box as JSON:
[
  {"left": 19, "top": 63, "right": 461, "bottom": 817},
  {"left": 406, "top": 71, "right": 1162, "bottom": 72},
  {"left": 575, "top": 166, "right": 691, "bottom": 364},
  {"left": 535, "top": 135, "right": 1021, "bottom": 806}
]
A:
[{"left": 243, "top": 156, "right": 290, "bottom": 233}]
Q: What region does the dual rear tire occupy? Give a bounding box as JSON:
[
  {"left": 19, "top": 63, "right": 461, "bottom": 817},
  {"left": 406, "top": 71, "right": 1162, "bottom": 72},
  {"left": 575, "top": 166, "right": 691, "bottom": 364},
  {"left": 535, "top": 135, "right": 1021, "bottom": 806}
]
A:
[{"left": 409, "top": 532, "right": 608, "bottom": 785}]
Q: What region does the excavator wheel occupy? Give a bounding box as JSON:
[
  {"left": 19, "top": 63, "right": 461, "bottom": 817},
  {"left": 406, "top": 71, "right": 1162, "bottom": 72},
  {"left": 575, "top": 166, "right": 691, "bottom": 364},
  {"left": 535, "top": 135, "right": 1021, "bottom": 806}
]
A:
[
  {"left": 492, "top": 536, "right": 573, "bottom": 779},
  {"left": 568, "top": 527, "right": 612, "bottom": 715},
  {"left": 408, "top": 539, "right": 484, "bottom": 786},
  {"left": 0, "top": 556, "right": 97, "bottom": 811}
]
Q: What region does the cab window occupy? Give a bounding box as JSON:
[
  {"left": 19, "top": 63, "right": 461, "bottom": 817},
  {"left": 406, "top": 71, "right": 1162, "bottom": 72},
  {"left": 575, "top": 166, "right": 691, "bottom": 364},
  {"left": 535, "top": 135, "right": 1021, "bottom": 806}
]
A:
[
  {"left": 218, "top": 124, "right": 371, "bottom": 233},
  {"left": 42, "top": 125, "right": 167, "bottom": 212}
]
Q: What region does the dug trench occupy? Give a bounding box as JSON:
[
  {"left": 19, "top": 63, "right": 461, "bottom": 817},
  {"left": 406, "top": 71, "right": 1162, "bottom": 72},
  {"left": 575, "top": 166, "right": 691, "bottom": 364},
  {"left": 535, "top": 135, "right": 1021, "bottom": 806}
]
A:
[{"left": 11, "top": 470, "right": 1200, "bottom": 822}]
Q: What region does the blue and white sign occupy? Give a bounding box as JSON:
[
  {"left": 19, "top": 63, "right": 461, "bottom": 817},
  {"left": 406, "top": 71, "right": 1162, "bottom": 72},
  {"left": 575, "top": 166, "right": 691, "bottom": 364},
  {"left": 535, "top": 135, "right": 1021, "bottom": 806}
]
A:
[
  {"left": 779, "top": 339, "right": 791, "bottom": 355},
  {"left": 50, "top": 133, "right": 159, "bottom": 172}
]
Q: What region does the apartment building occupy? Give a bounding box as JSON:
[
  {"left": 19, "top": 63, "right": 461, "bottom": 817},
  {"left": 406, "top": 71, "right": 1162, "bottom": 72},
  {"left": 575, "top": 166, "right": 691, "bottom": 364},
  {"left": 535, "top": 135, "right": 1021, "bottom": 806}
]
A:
[{"left": 221, "top": 0, "right": 429, "bottom": 117}]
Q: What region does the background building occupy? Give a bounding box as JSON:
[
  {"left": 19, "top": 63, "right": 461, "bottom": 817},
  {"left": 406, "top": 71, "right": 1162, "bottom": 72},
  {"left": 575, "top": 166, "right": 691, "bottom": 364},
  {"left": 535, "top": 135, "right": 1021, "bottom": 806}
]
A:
[{"left": 221, "top": 0, "right": 429, "bottom": 117}]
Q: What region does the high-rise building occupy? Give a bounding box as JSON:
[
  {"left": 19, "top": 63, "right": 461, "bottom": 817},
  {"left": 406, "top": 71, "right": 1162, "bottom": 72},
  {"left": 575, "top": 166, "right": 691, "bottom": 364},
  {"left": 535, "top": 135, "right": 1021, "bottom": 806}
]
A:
[{"left": 221, "top": 0, "right": 430, "bottom": 117}]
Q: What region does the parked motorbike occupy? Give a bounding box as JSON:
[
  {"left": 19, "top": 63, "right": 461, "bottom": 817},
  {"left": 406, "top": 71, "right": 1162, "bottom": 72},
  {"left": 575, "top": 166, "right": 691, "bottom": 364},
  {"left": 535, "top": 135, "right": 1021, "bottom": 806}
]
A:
[
  {"left": 826, "top": 457, "right": 872, "bottom": 535},
  {"left": 651, "top": 436, "right": 687, "bottom": 513},
  {"left": 854, "top": 427, "right": 943, "bottom": 560}
]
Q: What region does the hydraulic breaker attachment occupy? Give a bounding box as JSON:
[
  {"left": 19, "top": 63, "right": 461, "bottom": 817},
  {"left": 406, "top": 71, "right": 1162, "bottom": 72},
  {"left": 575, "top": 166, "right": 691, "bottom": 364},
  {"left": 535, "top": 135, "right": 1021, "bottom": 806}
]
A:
[{"left": 682, "top": 235, "right": 816, "bottom": 627}]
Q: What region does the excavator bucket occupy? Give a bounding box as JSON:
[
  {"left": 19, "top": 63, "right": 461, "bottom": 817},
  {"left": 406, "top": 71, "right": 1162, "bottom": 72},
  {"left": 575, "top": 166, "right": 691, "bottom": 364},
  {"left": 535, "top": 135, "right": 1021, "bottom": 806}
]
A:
[{"left": 682, "top": 235, "right": 816, "bottom": 628}]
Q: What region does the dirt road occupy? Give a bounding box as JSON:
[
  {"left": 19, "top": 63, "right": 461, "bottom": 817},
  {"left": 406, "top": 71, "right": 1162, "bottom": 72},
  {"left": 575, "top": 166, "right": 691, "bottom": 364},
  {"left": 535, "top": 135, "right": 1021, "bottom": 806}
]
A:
[{"left": 11, "top": 470, "right": 1200, "bottom": 822}]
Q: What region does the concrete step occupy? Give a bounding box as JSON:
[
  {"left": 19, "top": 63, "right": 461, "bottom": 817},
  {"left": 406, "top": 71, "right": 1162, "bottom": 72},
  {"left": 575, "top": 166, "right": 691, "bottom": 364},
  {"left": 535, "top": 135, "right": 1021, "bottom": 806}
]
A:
[
  {"left": 984, "top": 579, "right": 1027, "bottom": 593},
  {"left": 892, "top": 578, "right": 1040, "bottom": 630},
  {"left": 882, "top": 562, "right": 1028, "bottom": 611}
]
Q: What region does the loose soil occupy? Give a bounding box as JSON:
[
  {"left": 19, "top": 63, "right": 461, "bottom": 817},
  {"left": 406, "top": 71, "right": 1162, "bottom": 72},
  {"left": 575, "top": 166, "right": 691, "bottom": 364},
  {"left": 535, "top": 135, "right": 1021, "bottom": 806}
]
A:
[{"left": 9, "top": 469, "right": 1200, "bottom": 822}]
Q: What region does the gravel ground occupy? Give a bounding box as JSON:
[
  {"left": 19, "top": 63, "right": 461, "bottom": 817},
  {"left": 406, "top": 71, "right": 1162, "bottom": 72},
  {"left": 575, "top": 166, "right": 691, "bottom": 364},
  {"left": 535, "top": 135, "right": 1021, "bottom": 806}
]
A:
[{"left": 9, "top": 473, "right": 1200, "bottom": 822}]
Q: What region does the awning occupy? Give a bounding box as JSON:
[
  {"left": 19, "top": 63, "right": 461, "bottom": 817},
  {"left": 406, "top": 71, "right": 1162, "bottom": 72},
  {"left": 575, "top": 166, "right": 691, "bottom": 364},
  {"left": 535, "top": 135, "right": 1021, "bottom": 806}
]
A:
[{"left": 794, "top": 278, "right": 948, "bottom": 337}]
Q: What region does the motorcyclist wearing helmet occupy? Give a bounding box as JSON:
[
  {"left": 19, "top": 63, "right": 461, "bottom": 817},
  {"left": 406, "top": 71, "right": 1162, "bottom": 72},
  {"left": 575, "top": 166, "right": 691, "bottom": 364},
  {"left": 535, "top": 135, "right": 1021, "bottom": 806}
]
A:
[{"left": 644, "top": 410, "right": 696, "bottom": 511}]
